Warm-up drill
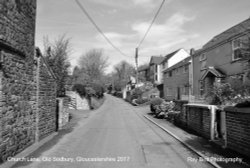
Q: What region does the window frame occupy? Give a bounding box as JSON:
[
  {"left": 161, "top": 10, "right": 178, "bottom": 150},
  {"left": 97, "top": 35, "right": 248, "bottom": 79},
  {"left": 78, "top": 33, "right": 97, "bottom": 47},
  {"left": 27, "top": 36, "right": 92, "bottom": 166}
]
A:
[{"left": 232, "top": 37, "right": 244, "bottom": 61}]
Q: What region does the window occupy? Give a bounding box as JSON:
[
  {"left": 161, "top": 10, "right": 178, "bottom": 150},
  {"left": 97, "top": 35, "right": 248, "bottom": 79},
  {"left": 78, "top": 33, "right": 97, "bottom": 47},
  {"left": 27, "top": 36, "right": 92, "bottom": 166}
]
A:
[
  {"left": 176, "top": 68, "right": 179, "bottom": 75},
  {"left": 199, "top": 80, "right": 205, "bottom": 96},
  {"left": 165, "top": 72, "right": 170, "bottom": 78},
  {"left": 155, "top": 65, "right": 158, "bottom": 72},
  {"left": 200, "top": 60, "right": 207, "bottom": 70},
  {"left": 199, "top": 53, "right": 206, "bottom": 61},
  {"left": 183, "top": 65, "right": 189, "bottom": 73},
  {"left": 199, "top": 53, "right": 207, "bottom": 70},
  {"left": 169, "top": 71, "right": 172, "bottom": 77},
  {"left": 232, "top": 37, "right": 249, "bottom": 61}
]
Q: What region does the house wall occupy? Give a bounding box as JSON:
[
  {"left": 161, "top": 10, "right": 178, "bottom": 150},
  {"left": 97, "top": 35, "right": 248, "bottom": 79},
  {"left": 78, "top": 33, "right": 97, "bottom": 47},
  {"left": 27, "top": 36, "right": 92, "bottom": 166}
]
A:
[
  {"left": 156, "top": 64, "right": 162, "bottom": 84},
  {"left": 163, "top": 64, "right": 190, "bottom": 101},
  {"left": 193, "top": 38, "right": 246, "bottom": 99},
  {"left": 0, "top": 1, "right": 37, "bottom": 163},
  {"left": 224, "top": 107, "right": 250, "bottom": 157}
]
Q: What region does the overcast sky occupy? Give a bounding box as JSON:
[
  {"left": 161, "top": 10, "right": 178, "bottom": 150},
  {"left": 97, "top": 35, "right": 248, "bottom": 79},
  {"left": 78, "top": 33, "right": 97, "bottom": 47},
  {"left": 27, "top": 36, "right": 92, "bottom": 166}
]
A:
[{"left": 36, "top": 0, "right": 250, "bottom": 73}]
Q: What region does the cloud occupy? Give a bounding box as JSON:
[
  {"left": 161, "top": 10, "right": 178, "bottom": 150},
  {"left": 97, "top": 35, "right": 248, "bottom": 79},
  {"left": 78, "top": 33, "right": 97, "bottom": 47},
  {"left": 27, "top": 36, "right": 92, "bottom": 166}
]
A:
[
  {"left": 73, "top": 13, "right": 199, "bottom": 73},
  {"left": 132, "top": 0, "right": 172, "bottom": 8},
  {"left": 132, "top": 0, "right": 154, "bottom": 7},
  {"left": 132, "top": 13, "right": 198, "bottom": 55}
]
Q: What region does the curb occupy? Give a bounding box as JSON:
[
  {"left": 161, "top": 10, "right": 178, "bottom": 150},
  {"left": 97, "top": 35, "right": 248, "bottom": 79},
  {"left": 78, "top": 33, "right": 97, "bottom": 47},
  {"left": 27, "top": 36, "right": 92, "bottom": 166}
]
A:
[
  {"left": 1, "top": 132, "right": 58, "bottom": 168},
  {"left": 143, "top": 115, "right": 222, "bottom": 168}
]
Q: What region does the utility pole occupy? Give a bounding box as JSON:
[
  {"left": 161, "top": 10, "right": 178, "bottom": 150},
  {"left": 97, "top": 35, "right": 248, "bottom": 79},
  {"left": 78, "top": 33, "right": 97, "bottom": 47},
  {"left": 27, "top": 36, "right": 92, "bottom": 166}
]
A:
[{"left": 135, "top": 48, "right": 139, "bottom": 84}]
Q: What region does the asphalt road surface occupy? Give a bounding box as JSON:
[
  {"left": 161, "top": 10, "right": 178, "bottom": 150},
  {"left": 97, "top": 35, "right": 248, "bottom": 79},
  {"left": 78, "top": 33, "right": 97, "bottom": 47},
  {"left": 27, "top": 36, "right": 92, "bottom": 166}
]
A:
[{"left": 15, "top": 95, "right": 213, "bottom": 168}]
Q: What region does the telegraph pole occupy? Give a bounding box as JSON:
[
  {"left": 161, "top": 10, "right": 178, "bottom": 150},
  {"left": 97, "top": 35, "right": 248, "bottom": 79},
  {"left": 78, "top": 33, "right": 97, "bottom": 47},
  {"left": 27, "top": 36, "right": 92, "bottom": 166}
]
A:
[{"left": 135, "top": 47, "right": 139, "bottom": 84}]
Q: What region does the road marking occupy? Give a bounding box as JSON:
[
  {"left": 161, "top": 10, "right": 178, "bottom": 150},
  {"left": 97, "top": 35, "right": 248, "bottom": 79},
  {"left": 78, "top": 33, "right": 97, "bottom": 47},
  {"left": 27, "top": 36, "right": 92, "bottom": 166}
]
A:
[{"left": 143, "top": 115, "right": 222, "bottom": 168}]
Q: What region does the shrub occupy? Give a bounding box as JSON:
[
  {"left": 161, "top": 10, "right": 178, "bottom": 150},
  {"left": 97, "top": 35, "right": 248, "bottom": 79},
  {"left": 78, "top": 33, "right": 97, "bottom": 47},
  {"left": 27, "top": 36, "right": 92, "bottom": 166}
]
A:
[
  {"left": 150, "top": 97, "right": 164, "bottom": 113},
  {"left": 91, "top": 83, "right": 105, "bottom": 98},
  {"left": 113, "top": 91, "right": 123, "bottom": 98},
  {"left": 150, "top": 97, "right": 164, "bottom": 106},
  {"left": 166, "top": 111, "right": 181, "bottom": 123},
  {"left": 134, "top": 98, "right": 149, "bottom": 105},
  {"left": 131, "top": 88, "right": 143, "bottom": 101},
  {"left": 72, "top": 84, "right": 86, "bottom": 97}
]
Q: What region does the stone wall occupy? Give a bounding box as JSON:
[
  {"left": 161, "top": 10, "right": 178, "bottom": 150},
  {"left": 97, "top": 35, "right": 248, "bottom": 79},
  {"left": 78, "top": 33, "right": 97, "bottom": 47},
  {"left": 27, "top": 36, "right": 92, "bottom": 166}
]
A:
[
  {"left": 0, "top": 0, "right": 37, "bottom": 163},
  {"left": 37, "top": 56, "right": 57, "bottom": 140},
  {"left": 224, "top": 107, "right": 250, "bottom": 157}
]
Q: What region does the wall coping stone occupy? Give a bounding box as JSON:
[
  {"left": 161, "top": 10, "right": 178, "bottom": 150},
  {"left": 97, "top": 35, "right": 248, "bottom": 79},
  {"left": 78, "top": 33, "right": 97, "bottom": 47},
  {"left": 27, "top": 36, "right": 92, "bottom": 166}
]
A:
[
  {"left": 224, "top": 106, "right": 250, "bottom": 114},
  {"left": 185, "top": 103, "right": 216, "bottom": 109}
]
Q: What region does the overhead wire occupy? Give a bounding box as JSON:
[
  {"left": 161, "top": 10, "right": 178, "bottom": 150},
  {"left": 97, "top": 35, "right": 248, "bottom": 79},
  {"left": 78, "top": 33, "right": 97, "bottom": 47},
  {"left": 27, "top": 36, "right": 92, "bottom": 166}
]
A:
[
  {"left": 137, "top": 0, "right": 166, "bottom": 48},
  {"left": 74, "top": 0, "right": 129, "bottom": 58}
]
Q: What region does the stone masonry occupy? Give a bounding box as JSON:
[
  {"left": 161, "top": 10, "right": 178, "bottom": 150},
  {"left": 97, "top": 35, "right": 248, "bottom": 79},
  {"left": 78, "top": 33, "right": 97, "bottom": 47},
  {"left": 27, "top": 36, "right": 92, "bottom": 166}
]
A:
[
  {"left": 0, "top": 0, "right": 37, "bottom": 163},
  {"left": 36, "top": 54, "right": 57, "bottom": 140},
  {"left": 0, "top": 1, "right": 58, "bottom": 163}
]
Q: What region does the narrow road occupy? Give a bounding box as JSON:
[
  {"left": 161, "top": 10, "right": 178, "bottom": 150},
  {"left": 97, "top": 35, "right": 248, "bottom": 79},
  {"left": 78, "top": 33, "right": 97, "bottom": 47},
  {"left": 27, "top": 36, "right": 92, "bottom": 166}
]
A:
[{"left": 15, "top": 95, "right": 213, "bottom": 168}]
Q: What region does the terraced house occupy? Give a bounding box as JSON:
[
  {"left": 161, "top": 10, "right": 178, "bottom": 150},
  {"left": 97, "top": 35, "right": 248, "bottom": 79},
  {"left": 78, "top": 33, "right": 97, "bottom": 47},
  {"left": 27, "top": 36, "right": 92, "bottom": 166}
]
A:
[{"left": 192, "top": 18, "right": 250, "bottom": 101}]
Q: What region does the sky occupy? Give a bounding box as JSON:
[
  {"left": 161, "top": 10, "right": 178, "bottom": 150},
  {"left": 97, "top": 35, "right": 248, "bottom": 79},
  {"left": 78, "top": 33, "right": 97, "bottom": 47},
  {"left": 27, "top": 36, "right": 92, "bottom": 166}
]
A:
[{"left": 35, "top": 0, "right": 250, "bottom": 73}]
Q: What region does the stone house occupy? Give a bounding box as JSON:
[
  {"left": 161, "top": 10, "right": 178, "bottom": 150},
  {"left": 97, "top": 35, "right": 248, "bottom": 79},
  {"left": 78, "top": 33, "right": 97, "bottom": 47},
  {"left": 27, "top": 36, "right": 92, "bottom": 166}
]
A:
[
  {"left": 0, "top": 1, "right": 59, "bottom": 163},
  {"left": 163, "top": 57, "right": 191, "bottom": 101},
  {"left": 192, "top": 18, "right": 250, "bottom": 101}
]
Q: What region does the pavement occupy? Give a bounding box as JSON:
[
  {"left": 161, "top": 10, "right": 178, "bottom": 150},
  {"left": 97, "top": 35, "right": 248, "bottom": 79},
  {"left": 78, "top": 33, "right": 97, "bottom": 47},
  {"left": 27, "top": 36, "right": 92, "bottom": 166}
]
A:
[
  {"left": 140, "top": 108, "right": 250, "bottom": 168},
  {"left": 7, "top": 95, "right": 226, "bottom": 168}
]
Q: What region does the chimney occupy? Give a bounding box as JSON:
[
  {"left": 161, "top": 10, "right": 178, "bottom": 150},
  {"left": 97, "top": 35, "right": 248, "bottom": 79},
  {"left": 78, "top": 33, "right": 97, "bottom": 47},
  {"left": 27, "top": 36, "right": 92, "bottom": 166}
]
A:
[{"left": 190, "top": 48, "right": 195, "bottom": 55}]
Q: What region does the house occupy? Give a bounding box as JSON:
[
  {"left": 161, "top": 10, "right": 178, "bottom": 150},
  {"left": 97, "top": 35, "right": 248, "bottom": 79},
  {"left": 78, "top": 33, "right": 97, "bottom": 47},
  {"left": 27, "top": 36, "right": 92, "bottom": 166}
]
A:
[
  {"left": 161, "top": 49, "right": 190, "bottom": 98},
  {"left": 138, "top": 65, "right": 150, "bottom": 82},
  {"left": 149, "top": 56, "right": 165, "bottom": 84},
  {"left": 192, "top": 18, "right": 250, "bottom": 101},
  {"left": 161, "top": 49, "right": 190, "bottom": 72},
  {"left": 163, "top": 57, "right": 191, "bottom": 101}
]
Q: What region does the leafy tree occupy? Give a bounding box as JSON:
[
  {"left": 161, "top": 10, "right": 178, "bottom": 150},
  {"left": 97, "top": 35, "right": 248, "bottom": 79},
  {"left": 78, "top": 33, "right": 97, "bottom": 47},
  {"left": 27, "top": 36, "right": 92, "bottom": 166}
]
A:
[
  {"left": 72, "top": 49, "right": 108, "bottom": 99},
  {"left": 43, "top": 35, "right": 71, "bottom": 97},
  {"left": 112, "top": 61, "right": 136, "bottom": 91},
  {"left": 77, "top": 49, "right": 109, "bottom": 85}
]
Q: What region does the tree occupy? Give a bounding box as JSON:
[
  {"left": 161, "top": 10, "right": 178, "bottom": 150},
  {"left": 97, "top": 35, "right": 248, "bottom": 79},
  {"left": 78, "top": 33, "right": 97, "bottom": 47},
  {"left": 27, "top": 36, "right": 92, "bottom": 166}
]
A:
[
  {"left": 112, "top": 61, "right": 136, "bottom": 91},
  {"left": 43, "top": 35, "right": 71, "bottom": 97},
  {"left": 77, "top": 49, "right": 109, "bottom": 85}
]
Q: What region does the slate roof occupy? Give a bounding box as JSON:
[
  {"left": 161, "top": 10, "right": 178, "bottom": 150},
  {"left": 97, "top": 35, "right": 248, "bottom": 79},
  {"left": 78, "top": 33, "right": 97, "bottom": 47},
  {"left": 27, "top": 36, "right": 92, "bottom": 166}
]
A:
[
  {"left": 149, "top": 56, "right": 165, "bottom": 65},
  {"left": 138, "top": 65, "right": 149, "bottom": 72},
  {"left": 202, "top": 17, "right": 250, "bottom": 51}
]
